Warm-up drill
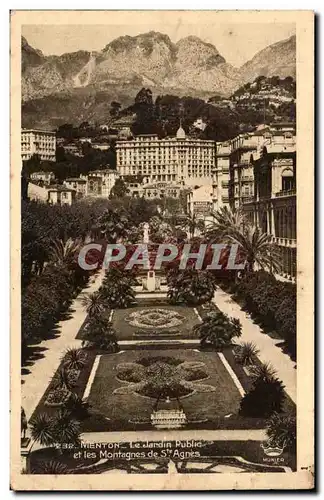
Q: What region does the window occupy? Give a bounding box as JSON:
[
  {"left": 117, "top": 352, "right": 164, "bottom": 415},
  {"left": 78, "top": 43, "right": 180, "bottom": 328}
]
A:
[{"left": 281, "top": 169, "right": 295, "bottom": 191}]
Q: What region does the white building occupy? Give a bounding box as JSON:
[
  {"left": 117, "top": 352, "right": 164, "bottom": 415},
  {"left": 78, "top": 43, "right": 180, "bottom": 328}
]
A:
[
  {"left": 30, "top": 171, "right": 55, "bottom": 185},
  {"left": 187, "top": 184, "right": 214, "bottom": 224},
  {"left": 116, "top": 127, "right": 216, "bottom": 187},
  {"left": 21, "top": 129, "right": 56, "bottom": 162}
]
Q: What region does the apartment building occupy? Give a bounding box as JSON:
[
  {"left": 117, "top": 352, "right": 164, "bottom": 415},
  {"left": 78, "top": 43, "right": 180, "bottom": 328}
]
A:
[
  {"left": 21, "top": 129, "right": 56, "bottom": 162},
  {"left": 116, "top": 127, "right": 216, "bottom": 187}
]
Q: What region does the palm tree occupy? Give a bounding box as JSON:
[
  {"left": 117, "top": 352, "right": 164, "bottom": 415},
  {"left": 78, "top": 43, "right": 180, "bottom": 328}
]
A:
[
  {"left": 29, "top": 410, "right": 81, "bottom": 460},
  {"left": 194, "top": 311, "right": 242, "bottom": 349},
  {"left": 81, "top": 291, "right": 108, "bottom": 318},
  {"left": 62, "top": 347, "right": 87, "bottom": 371},
  {"left": 227, "top": 225, "right": 281, "bottom": 274},
  {"left": 266, "top": 412, "right": 296, "bottom": 452},
  {"left": 249, "top": 362, "right": 277, "bottom": 383},
  {"left": 51, "top": 410, "right": 81, "bottom": 448},
  {"left": 29, "top": 413, "right": 55, "bottom": 448},
  {"left": 205, "top": 206, "right": 247, "bottom": 243},
  {"left": 234, "top": 341, "right": 260, "bottom": 366},
  {"left": 181, "top": 213, "right": 205, "bottom": 239},
  {"left": 53, "top": 367, "right": 75, "bottom": 392},
  {"left": 49, "top": 238, "right": 82, "bottom": 267},
  {"left": 32, "top": 460, "right": 69, "bottom": 474}
]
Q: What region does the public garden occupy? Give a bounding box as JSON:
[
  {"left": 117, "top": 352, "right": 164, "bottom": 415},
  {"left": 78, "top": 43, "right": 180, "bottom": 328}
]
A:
[{"left": 21, "top": 197, "right": 297, "bottom": 474}]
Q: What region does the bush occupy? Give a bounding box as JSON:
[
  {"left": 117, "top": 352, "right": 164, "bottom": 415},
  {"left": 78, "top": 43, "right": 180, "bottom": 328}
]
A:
[
  {"left": 234, "top": 342, "right": 259, "bottom": 366},
  {"left": 231, "top": 271, "right": 296, "bottom": 356},
  {"left": 166, "top": 268, "right": 216, "bottom": 306},
  {"left": 194, "top": 311, "right": 242, "bottom": 350},
  {"left": 240, "top": 377, "right": 285, "bottom": 418}
]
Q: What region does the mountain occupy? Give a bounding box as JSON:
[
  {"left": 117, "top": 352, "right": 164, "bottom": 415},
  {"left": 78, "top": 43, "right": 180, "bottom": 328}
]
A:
[
  {"left": 21, "top": 32, "right": 296, "bottom": 128},
  {"left": 240, "top": 35, "right": 296, "bottom": 83}
]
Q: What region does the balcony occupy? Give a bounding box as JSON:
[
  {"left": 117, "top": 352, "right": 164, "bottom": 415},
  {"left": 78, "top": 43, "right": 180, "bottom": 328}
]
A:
[
  {"left": 274, "top": 189, "right": 296, "bottom": 198},
  {"left": 272, "top": 236, "right": 297, "bottom": 248},
  {"left": 242, "top": 196, "right": 255, "bottom": 204}
]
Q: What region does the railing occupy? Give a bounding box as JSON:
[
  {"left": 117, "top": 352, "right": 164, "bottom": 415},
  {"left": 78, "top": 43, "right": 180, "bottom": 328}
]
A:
[
  {"left": 272, "top": 236, "right": 297, "bottom": 247},
  {"left": 275, "top": 189, "right": 296, "bottom": 198},
  {"left": 242, "top": 196, "right": 255, "bottom": 204}
]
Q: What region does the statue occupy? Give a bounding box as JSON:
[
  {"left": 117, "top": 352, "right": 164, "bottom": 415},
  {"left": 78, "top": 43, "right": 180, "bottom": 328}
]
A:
[{"left": 143, "top": 222, "right": 150, "bottom": 244}]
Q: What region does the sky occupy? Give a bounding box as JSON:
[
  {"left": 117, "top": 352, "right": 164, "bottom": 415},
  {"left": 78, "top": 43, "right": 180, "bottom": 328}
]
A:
[{"left": 22, "top": 22, "right": 295, "bottom": 68}]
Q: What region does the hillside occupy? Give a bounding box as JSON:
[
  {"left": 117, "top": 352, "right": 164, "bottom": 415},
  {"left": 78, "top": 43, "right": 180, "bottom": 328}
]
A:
[{"left": 21, "top": 32, "right": 296, "bottom": 128}]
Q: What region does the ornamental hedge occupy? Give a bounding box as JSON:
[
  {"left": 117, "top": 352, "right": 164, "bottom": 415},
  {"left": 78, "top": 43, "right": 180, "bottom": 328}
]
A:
[{"left": 231, "top": 271, "right": 296, "bottom": 358}]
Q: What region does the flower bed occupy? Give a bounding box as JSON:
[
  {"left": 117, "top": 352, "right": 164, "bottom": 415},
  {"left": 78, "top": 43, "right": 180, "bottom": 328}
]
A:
[
  {"left": 126, "top": 308, "right": 185, "bottom": 330},
  {"left": 114, "top": 356, "right": 213, "bottom": 400},
  {"left": 45, "top": 388, "right": 70, "bottom": 407}
]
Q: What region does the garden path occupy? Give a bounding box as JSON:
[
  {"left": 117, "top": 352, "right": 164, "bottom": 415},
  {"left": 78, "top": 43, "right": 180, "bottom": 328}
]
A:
[
  {"left": 21, "top": 270, "right": 105, "bottom": 421},
  {"left": 213, "top": 287, "right": 296, "bottom": 403}
]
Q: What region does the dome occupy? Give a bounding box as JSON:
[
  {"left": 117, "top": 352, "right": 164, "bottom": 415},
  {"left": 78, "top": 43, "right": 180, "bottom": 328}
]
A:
[{"left": 176, "top": 126, "right": 186, "bottom": 139}]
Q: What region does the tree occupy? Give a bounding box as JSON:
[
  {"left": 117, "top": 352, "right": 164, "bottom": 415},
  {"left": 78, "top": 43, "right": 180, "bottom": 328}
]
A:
[
  {"left": 240, "top": 376, "right": 285, "bottom": 417},
  {"left": 228, "top": 224, "right": 281, "bottom": 273},
  {"left": 109, "top": 178, "right": 129, "bottom": 198},
  {"left": 205, "top": 206, "right": 247, "bottom": 243},
  {"left": 181, "top": 213, "right": 205, "bottom": 239},
  {"left": 81, "top": 291, "right": 108, "bottom": 318},
  {"left": 194, "top": 311, "right": 242, "bottom": 349},
  {"left": 266, "top": 412, "right": 296, "bottom": 452},
  {"left": 30, "top": 410, "right": 81, "bottom": 454},
  {"left": 100, "top": 268, "right": 136, "bottom": 308},
  {"left": 167, "top": 268, "right": 216, "bottom": 306},
  {"left": 49, "top": 238, "right": 82, "bottom": 267},
  {"left": 97, "top": 207, "right": 131, "bottom": 242},
  {"left": 30, "top": 413, "right": 55, "bottom": 448},
  {"left": 109, "top": 101, "right": 121, "bottom": 117}
]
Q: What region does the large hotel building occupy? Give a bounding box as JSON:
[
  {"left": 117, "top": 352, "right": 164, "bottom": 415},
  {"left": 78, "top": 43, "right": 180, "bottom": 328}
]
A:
[
  {"left": 116, "top": 126, "right": 216, "bottom": 187},
  {"left": 21, "top": 129, "right": 56, "bottom": 162}
]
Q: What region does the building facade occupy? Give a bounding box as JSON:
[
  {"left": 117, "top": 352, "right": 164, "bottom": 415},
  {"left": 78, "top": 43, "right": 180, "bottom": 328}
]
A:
[
  {"left": 243, "top": 153, "right": 296, "bottom": 280},
  {"left": 21, "top": 129, "right": 56, "bottom": 162},
  {"left": 116, "top": 127, "right": 216, "bottom": 187},
  {"left": 30, "top": 171, "right": 55, "bottom": 185},
  {"left": 63, "top": 178, "right": 87, "bottom": 198},
  {"left": 47, "top": 186, "right": 76, "bottom": 205},
  {"left": 187, "top": 185, "right": 214, "bottom": 223},
  {"left": 80, "top": 169, "right": 119, "bottom": 198}
]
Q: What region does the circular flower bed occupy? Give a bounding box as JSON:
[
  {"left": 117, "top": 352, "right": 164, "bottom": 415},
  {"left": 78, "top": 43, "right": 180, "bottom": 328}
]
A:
[
  {"left": 114, "top": 356, "right": 214, "bottom": 399},
  {"left": 126, "top": 309, "right": 185, "bottom": 330}
]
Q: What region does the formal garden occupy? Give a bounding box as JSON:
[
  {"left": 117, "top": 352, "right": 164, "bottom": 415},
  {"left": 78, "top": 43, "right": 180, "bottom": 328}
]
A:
[{"left": 21, "top": 199, "right": 297, "bottom": 474}]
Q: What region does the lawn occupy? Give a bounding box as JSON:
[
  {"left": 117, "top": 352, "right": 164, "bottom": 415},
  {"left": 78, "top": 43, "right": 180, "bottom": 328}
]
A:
[
  {"left": 86, "top": 349, "right": 242, "bottom": 429},
  {"left": 111, "top": 305, "right": 200, "bottom": 341}
]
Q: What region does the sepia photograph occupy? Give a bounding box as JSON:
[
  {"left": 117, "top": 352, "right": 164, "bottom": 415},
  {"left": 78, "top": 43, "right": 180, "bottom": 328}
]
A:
[{"left": 10, "top": 9, "right": 314, "bottom": 490}]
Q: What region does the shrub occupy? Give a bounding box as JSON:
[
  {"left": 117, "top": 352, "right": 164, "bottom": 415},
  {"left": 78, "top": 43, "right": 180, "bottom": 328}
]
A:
[
  {"left": 166, "top": 268, "right": 216, "bottom": 306},
  {"left": 234, "top": 341, "right": 260, "bottom": 366},
  {"left": 62, "top": 348, "right": 87, "bottom": 371},
  {"left": 240, "top": 377, "right": 285, "bottom": 418},
  {"left": 194, "top": 311, "right": 242, "bottom": 350},
  {"left": 266, "top": 412, "right": 297, "bottom": 452},
  {"left": 231, "top": 271, "right": 296, "bottom": 356}
]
